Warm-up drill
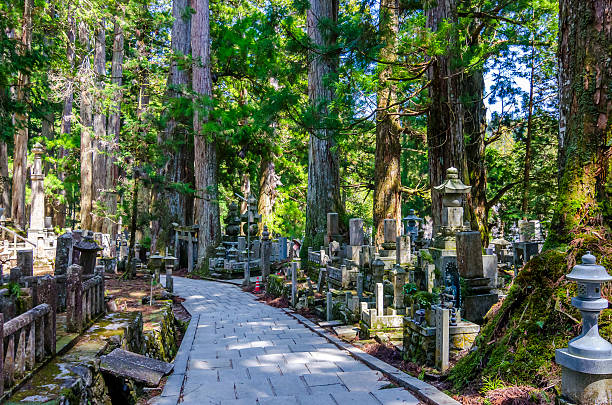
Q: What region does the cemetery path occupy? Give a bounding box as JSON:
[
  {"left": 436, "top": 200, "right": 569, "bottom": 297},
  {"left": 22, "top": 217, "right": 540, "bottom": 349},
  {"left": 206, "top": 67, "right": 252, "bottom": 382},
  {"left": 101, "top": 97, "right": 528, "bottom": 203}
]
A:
[{"left": 153, "top": 276, "right": 422, "bottom": 405}]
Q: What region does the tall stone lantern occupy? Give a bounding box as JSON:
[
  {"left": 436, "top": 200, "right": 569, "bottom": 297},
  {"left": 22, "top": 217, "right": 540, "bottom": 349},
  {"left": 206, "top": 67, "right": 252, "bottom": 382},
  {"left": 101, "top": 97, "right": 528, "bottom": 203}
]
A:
[
  {"left": 432, "top": 167, "right": 471, "bottom": 249},
  {"left": 555, "top": 252, "right": 612, "bottom": 404}
]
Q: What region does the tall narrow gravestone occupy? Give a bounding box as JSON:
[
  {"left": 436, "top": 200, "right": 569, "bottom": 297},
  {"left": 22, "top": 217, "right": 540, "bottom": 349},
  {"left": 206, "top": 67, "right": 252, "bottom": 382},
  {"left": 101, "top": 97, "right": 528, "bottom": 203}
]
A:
[{"left": 17, "top": 249, "right": 34, "bottom": 277}]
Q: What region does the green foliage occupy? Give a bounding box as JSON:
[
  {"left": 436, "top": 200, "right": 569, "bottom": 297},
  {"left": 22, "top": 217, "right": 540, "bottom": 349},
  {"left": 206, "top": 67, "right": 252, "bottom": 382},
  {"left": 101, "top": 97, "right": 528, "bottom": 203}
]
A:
[
  {"left": 480, "top": 375, "right": 505, "bottom": 393},
  {"left": 267, "top": 274, "right": 287, "bottom": 298},
  {"left": 404, "top": 288, "right": 439, "bottom": 310},
  {"left": 7, "top": 282, "right": 21, "bottom": 298}
]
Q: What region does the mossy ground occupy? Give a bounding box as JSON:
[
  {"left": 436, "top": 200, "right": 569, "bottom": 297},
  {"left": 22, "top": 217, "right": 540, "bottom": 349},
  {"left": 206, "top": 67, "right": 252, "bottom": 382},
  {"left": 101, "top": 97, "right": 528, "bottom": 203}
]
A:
[{"left": 449, "top": 235, "right": 612, "bottom": 392}]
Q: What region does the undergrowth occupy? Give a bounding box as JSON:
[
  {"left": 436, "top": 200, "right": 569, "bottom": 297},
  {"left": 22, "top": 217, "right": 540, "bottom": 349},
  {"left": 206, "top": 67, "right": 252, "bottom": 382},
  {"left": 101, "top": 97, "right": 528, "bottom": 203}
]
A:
[{"left": 449, "top": 234, "right": 612, "bottom": 390}]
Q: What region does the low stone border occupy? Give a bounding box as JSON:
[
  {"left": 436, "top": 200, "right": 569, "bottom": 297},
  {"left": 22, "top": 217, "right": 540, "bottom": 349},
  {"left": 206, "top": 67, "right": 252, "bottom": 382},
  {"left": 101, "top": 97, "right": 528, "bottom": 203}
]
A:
[{"left": 284, "top": 309, "right": 461, "bottom": 405}]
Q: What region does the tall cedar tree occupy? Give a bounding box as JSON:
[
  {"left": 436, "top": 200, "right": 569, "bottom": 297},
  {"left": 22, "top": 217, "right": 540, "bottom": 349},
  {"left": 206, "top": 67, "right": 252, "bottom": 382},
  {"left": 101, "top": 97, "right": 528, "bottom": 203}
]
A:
[
  {"left": 373, "top": 0, "right": 401, "bottom": 246},
  {"left": 550, "top": 0, "right": 611, "bottom": 243},
  {"left": 305, "top": 0, "right": 344, "bottom": 249},
  {"left": 192, "top": 0, "right": 221, "bottom": 260}
]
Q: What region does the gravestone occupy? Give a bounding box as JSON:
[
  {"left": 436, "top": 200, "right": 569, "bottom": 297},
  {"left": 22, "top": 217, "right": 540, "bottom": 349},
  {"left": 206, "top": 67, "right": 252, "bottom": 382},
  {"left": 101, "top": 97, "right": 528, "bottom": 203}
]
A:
[
  {"left": 16, "top": 249, "right": 34, "bottom": 277},
  {"left": 278, "top": 237, "right": 288, "bottom": 260},
  {"left": 326, "top": 292, "right": 333, "bottom": 321},
  {"left": 55, "top": 232, "right": 73, "bottom": 276},
  {"left": 396, "top": 235, "right": 411, "bottom": 265},
  {"left": 349, "top": 218, "right": 364, "bottom": 246},
  {"left": 435, "top": 308, "right": 450, "bottom": 371},
  {"left": 456, "top": 232, "right": 483, "bottom": 278},
  {"left": 376, "top": 282, "right": 384, "bottom": 316}
]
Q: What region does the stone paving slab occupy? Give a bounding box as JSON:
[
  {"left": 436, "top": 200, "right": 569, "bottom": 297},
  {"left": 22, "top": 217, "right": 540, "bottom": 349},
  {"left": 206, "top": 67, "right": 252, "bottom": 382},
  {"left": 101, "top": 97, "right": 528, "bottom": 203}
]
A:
[{"left": 154, "top": 276, "right": 428, "bottom": 405}]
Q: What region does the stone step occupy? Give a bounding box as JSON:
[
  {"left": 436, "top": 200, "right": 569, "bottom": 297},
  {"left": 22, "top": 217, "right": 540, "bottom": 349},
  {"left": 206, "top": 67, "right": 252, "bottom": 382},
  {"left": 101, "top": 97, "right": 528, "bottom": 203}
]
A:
[{"left": 100, "top": 348, "right": 173, "bottom": 387}]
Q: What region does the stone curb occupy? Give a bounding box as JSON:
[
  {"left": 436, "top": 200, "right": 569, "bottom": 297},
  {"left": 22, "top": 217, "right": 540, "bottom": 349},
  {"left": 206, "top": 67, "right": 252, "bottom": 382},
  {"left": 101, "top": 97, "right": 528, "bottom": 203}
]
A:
[{"left": 283, "top": 309, "right": 461, "bottom": 405}]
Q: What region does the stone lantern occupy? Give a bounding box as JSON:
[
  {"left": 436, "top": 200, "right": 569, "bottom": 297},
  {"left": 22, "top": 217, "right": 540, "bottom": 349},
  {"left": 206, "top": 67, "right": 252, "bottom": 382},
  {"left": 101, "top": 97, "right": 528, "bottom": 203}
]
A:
[
  {"left": 163, "top": 255, "right": 177, "bottom": 293},
  {"left": 371, "top": 254, "right": 385, "bottom": 285},
  {"left": 402, "top": 209, "right": 422, "bottom": 245},
  {"left": 433, "top": 167, "right": 471, "bottom": 249},
  {"left": 74, "top": 235, "right": 102, "bottom": 275},
  {"left": 149, "top": 253, "right": 164, "bottom": 283},
  {"left": 555, "top": 252, "right": 612, "bottom": 404}
]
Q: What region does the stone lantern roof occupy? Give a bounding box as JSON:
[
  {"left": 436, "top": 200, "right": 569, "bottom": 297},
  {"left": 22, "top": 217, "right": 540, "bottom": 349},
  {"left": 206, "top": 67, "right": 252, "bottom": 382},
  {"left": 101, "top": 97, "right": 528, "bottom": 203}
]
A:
[
  {"left": 73, "top": 235, "right": 102, "bottom": 253},
  {"left": 433, "top": 167, "right": 471, "bottom": 195}
]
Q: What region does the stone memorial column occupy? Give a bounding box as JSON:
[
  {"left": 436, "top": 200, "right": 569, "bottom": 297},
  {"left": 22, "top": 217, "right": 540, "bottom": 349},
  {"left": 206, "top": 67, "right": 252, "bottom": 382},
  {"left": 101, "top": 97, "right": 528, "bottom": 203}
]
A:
[
  {"left": 435, "top": 308, "right": 450, "bottom": 371},
  {"left": 55, "top": 232, "right": 73, "bottom": 276},
  {"left": 66, "top": 264, "right": 83, "bottom": 332},
  {"left": 376, "top": 282, "right": 384, "bottom": 316},
  {"left": 291, "top": 262, "right": 297, "bottom": 307}
]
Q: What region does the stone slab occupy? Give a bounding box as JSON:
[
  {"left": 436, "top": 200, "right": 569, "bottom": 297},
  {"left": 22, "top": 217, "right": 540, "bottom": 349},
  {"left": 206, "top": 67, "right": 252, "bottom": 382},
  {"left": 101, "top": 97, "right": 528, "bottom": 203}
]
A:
[{"left": 99, "top": 349, "right": 174, "bottom": 387}]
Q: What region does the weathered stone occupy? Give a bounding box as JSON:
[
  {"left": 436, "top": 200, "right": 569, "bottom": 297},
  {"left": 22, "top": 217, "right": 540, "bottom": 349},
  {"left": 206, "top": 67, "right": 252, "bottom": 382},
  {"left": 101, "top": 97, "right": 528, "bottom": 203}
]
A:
[
  {"left": 100, "top": 348, "right": 173, "bottom": 387},
  {"left": 326, "top": 292, "right": 333, "bottom": 321},
  {"left": 396, "top": 235, "right": 410, "bottom": 265},
  {"left": 456, "top": 232, "right": 483, "bottom": 279},
  {"left": 55, "top": 233, "right": 73, "bottom": 276},
  {"left": 66, "top": 265, "right": 83, "bottom": 332},
  {"left": 74, "top": 235, "right": 102, "bottom": 275},
  {"left": 9, "top": 267, "right": 21, "bottom": 284},
  {"left": 327, "top": 212, "right": 339, "bottom": 237},
  {"left": 435, "top": 308, "right": 450, "bottom": 371},
  {"left": 376, "top": 283, "right": 384, "bottom": 317},
  {"left": 383, "top": 219, "right": 397, "bottom": 244},
  {"left": 349, "top": 218, "right": 364, "bottom": 246},
  {"left": 291, "top": 262, "right": 297, "bottom": 307},
  {"left": 17, "top": 249, "right": 34, "bottom": 277}
]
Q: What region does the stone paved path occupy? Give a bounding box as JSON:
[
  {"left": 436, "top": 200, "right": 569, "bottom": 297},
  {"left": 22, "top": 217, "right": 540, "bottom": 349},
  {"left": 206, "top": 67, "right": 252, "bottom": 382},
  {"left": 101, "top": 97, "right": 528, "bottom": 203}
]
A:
[{"left": 153, "top": 276, "right": 421, "bottom": 405}]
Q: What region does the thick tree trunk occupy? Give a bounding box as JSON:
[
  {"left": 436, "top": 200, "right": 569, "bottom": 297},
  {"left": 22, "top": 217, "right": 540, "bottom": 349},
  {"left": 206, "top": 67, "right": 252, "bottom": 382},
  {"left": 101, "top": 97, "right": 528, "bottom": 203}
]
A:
[
  {"left": 521, "top": 51, "right": 535, "bottom": 217},
  {"left": 105, "top": 18, "right": 124, "bottom": 236},
  {"left": 0, "top": 141, "right": 10, "bottom": 213},
  {"left": 192, "top": 0, "right": 220, "bottom": 261},
  {"left": 258, "top": 158, "right": 281, "bottom": 233},
  {"left": 373, "top": 0, "right": 401, "bottom": 246},
  {"left": 240, "top": 173, "right": 250, "bottom": 216},
  {"left": 12, "top": 0, "right": 33, "bottom": 230},
  {"left": 305, "top": 0, "right": 344, "bottom": 249},
  {"left": 550, "top": 0, "right": 611, "bottom": 243},
  {"left": 463, "top": 69, "right": 488, "bottom": 244},
  {"left": 92, "top": 20, "right": 106, "bottom": 232},
  {"left": 163, "top": 0, "right": 193, "bottom": 228},
  {"left": 56, "top": 14, "right": 76, "bottom": 229},
  {"left": 425, "top": 0, "right": 467, "bottom": 231},
  {"left": 79, "top": 21, "right": 94, "bottom": 231}
]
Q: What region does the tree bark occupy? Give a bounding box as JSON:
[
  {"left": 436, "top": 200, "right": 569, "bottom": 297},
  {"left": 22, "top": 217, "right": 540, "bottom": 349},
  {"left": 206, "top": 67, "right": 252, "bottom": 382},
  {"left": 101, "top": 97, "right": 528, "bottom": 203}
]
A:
[
  {"left": 105, "top": 18, "right": 124, "bottom": 236},
  {"left": 56, "top": 13, "right": 76, "bottom": 229},
  {"left": 12, "top": 0, "right": 33, "bottom": 230},
  {"left": 305, "top": 0, "right": 344, "bottom": 249},
  {"left": 550, "top": 0, "right": 611, "bottom": 243},
  {"left": 425, "top": 0, "right": 468, "bottom": 231},
  {"left": 463, "top": 68, "right": 488, "bottom": 244},
  {"left": 79, "top": 21, "right": 94, "bottom": 230},
  {"left": 192, "top": 0, "right": 221, "bottom": 261},
  {"left": 240, "top": 173, "right": 250, "bottom": 216},
  {"left": 92, "top": 19, "right": 106, "bottom": 232},
  {"left": 373, "top": 0, "right": 401, "bottom": 246},
  {"left": 258, "top": 158, "right": 281, "bottom": 233},
  {"left": 163, "top": 0, "right": 193, "bottom": 228},
  {"left": 521, "top": 45, "right": 536, "bottom": 217},
  {"left": 0, "top": 141, "right": 10, "bottom": 214}
]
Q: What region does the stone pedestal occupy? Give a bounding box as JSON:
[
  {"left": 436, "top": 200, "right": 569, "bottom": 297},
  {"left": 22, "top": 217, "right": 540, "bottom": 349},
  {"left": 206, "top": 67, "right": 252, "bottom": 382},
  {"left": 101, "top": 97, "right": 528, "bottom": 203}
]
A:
[{"left": 560, "top": 367, "right": 612, "bottom": 404}]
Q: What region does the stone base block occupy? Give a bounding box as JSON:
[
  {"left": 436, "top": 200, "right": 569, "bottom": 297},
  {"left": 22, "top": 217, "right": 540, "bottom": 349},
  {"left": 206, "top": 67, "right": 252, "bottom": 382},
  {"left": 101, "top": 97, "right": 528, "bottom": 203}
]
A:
[
  {"left": 464, "top": 293, "right": 499, "bottom": 324},
  {"left": 560, "top": 366, "right": 612, "bottom": 404}
]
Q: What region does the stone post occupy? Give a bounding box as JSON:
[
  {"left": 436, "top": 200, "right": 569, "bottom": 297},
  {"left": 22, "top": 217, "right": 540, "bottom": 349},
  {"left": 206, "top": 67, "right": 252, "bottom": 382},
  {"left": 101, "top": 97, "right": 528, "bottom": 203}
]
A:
[
  {"left": 317, "top": 268, "right": 326, "bottom": 292},
  {"left": 435, "top": 308, "right": 450, "bottom": 371},
  {"left": 326, "top": 291, "right": 333, "bottom": 321},
  {"left": 9, "top": 266, "right": 21, "bottom": 284},
  {"left": 356, "top": 273, "right": 363, "bottom": 300},
  {"left": 261, "top": 227, "right": 271, "bottom": 288},
  {"left": 16, "top": 249, "right": 34, "bottom": 277},
  {"left": 29, "top": 143, "right": 45, "bottom": 232},
  {"left": 187, "top": 232, "right": 193, "bottom": 272},
  {"left": 66, "top": 264, "right": 83, "bottom": 332},
  {"left": 376, "top": 282, "right": 384, "bottom": 317},
  {"left": 0, "top": 313, "right": 3, "bottom": 397},
  {"left": 55, "top": 233, "right": 73, "bottom": 276},
  {"left": 392, "top": 266, "right": 406, "bottom": 311},
  {"left": 291, "top": 262, "right": 297, "bottom": 307},
  {"left": 383, "top": 219, "right": 397, "bottom": 244}
]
